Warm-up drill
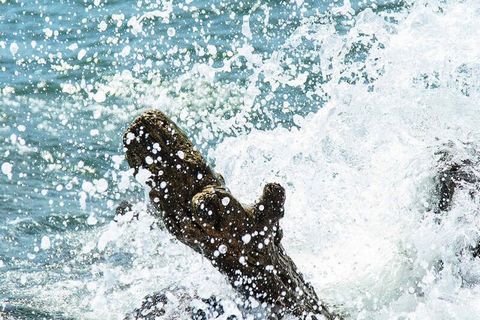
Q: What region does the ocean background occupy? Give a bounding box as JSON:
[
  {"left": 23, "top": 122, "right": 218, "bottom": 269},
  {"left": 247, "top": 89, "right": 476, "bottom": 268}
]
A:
[{"left": 2, "top": 0, "right": 480, "bottom": 319}]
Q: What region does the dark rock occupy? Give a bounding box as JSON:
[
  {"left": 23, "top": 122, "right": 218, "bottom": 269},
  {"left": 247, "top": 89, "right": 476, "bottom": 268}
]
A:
[
  {"left": 126, "top": 292, "right": 168, "bottom": 320},
  {"left": 433, "top": 143, "right": 480, "bottom": 256},
  {"left": 127, "top": 291, "right": 240, "bottom": 320}
]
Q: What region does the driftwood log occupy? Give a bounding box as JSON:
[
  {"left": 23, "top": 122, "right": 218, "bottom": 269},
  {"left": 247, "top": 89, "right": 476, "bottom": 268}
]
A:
[{"left": 123, "top": 110, "right": 338, "bottom": 319}]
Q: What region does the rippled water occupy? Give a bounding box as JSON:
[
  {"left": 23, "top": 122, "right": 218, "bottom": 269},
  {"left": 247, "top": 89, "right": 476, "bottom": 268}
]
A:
[{"left": 2, "top": 0, "right": 480, "bottom": 319}]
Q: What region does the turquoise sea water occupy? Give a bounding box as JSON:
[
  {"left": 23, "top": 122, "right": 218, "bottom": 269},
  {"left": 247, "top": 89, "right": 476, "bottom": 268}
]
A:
[{"left": 2, "top": 0, "right": 480, "bottom": 319}]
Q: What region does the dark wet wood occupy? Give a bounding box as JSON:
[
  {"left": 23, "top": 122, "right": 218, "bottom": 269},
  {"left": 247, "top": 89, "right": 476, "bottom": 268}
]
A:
[{"left": 123, "top": 110, "right": 339, "bottom": 319}]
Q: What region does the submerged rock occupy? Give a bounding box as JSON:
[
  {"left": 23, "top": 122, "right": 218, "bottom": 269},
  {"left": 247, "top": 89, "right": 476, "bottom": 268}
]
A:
[
  {"left": 125, "top": 292, "right": 168, "bottom": 320},
  {"left": 434, "top": 147, "right": 479, "bottom": 213},
  {"left": 125, "top": 291, "right": 240, "bottom": 320},
  {"left": 433, "top": 142, "right": 480, "bottom": 256}
]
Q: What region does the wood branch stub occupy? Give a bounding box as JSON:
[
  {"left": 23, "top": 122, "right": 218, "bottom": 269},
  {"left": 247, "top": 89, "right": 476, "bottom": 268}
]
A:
[{"left": 123, "top": 110, "right": 338, "bottom": 319}]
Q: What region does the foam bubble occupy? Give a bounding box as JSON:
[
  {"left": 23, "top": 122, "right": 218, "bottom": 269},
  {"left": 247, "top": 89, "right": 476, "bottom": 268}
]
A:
[
  {"left": 1, "top": 162, "right": 12, "bottom": 178},
  {"left": 40, "top": 236, "right": 51, "bottom": 250}
]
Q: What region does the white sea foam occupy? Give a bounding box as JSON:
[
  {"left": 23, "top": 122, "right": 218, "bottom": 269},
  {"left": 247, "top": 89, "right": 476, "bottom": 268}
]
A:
[{"left": 211, "top": 0, "right": 480, "bottom": 318}]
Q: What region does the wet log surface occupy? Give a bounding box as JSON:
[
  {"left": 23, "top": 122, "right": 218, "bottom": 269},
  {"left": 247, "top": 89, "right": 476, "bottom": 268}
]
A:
[{"left": 123, "top": 110, "right": 338, "bottom": 319}]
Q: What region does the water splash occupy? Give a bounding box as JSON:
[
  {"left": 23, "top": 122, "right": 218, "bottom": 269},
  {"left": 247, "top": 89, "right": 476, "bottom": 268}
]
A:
[
  {"left": 2, "top": 0, "right": 480, "bottom": 319},
  {"left": 212, "top": 0, "right": 480, "bottom": 318}
]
